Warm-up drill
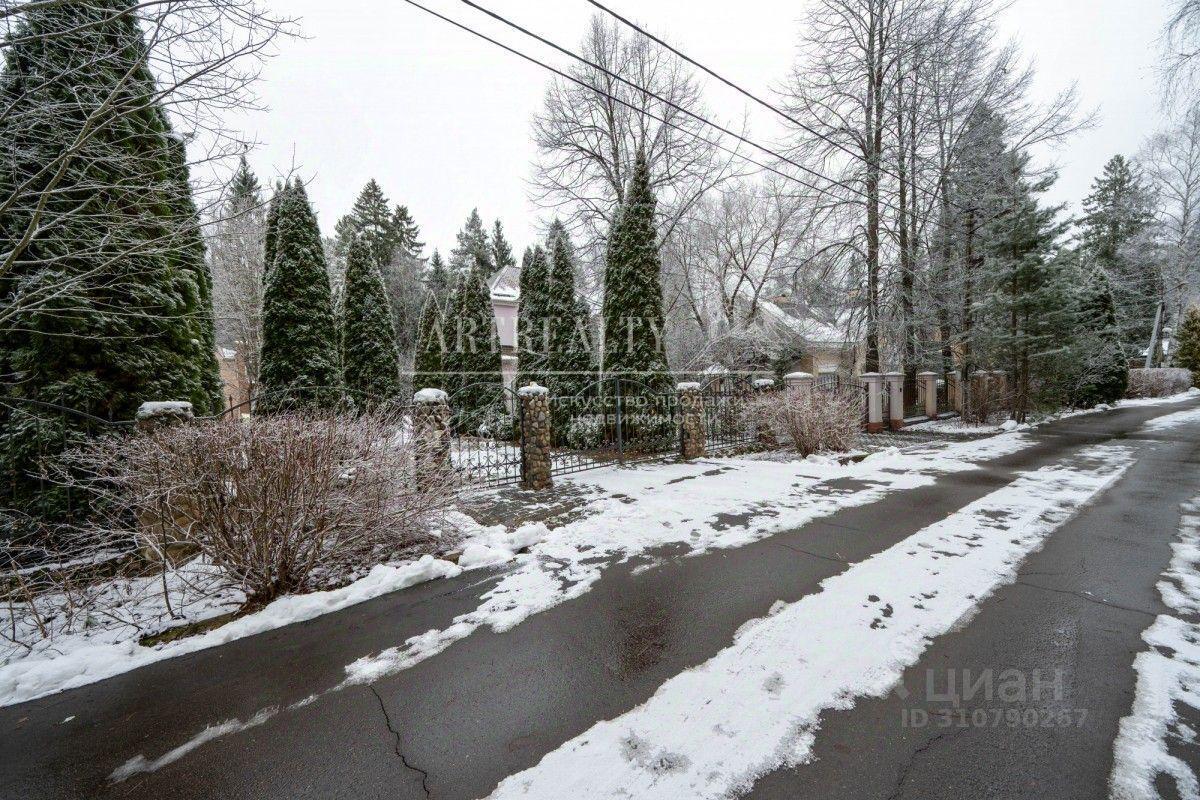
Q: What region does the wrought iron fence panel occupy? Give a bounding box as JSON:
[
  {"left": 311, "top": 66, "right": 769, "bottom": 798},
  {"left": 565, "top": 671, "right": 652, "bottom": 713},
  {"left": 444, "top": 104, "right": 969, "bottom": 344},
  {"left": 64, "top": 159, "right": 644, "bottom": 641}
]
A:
[
  {"left": 701, "top": 387, "right": 755, "bottom": 451},
  {"left": 447, "top": 383, "right": 524, "bottom": 488}
]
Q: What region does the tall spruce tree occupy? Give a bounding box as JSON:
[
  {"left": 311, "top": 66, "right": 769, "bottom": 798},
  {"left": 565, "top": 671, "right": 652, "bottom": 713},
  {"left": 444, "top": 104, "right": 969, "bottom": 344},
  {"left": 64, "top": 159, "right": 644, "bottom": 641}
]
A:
[
  {"left": 258, "top": 181, "right": 342, "bottom": 411},
  {"left": 602, "top": 150, "right": 670, "bottom": 386},
  {"left": 1080, "top": 155, "right": 1159, "bottom": 348},
  {"left": 1175, "top": 305, "right": 1200, "bottom": 383},
  {"left": 425, "top": 250, "right": 452, "bottom": 307},
  {"left": 0, "top": 1, "right": 225, "bottom": 519},
  {"left": 450, "top": 209, "right": 491, "bottom": 275},
  {"left": 977, "top": 150, "right": 1072, "bottom": 420},
  {"left": 492, "top": 219, "right": 517, "bottom": 274},
  {"left": 340, "top": 234, "right": 401, "bottom": 404},
  {"left": 1073, "top": 268, "right": 1129, "bottom": 407}
]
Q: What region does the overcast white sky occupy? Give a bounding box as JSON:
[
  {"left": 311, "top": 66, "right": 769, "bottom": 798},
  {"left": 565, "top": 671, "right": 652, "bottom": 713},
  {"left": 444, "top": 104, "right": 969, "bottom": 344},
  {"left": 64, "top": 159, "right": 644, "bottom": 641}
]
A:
[{"left": 235, "top": 0, "right": 1175, "bottom": 258}]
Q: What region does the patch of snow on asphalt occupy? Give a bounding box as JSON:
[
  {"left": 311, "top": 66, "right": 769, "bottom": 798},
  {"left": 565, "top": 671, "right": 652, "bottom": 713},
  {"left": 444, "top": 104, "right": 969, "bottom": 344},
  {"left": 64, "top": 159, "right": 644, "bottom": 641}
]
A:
[
  {"left": 342, "top": 433, "right": 1039, "bottom": 687},
  {"left": 484, "top": 444, "right": 1134, "bottom": 800},
  {"left": 110, "top": 706, "right": 280, "bottom": 782},
  {"left": 1110, "top": 498, "right": 1200, "bottom": 800},
  {"left": 0, "top": 555, "right": 463, "bottom": 708},
  {"left": 1140, "top": 403, "right": 1200, "bottom": 434}
]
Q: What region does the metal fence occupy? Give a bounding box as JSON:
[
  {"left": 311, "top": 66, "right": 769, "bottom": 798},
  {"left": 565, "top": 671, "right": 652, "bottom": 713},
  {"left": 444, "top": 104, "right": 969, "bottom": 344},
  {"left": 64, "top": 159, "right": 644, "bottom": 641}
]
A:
[
  {"left": 701, "top": 387, "right": 756, "bottom": 452},
  {"left": 448, "top": 384, "right": 524, "bottom": 488},
  {"left": 547, "top": 377, "right": 680, "bottom": 478},
  {"left": 0, "top": 393, "right": 136, "bottom": 525}
]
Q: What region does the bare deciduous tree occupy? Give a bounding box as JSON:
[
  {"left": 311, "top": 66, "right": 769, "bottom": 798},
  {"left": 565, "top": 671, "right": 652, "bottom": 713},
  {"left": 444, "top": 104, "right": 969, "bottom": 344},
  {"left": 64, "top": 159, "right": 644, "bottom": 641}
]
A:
[{"left": 530, "top": 13, "right": 737, "bottom": 301}]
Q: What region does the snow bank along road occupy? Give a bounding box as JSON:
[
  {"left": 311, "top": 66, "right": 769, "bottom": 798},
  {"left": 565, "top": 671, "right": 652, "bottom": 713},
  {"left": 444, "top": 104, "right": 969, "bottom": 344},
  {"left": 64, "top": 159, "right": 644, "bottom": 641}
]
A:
[{"left": 2, "top": 398, "right": 1199, "bottom": 800}]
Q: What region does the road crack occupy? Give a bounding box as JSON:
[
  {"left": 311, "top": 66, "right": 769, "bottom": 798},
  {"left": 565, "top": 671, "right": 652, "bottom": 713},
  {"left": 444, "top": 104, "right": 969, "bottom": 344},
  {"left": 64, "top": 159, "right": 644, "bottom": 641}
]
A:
[
  {"left": 1013, "top": 580, "right": 1158, "bottom": 618},
  {"left": 368, "top": 685, "right": 431, "bottom": 797},
  {"left": 886, "top": 727, "right": 963, "bottom": 800}
]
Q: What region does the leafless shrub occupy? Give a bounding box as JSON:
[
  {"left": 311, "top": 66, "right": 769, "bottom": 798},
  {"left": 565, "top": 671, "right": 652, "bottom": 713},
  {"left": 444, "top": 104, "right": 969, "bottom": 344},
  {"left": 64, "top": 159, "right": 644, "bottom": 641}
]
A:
[
  {"left": 1127, "top": 368, "right": 1195, "bottom": 398},
  {"left": 743, "top": 388, "right": 863, "bottom": 457},
  {"left": 2, "top": 410, "right": 457, "bottom": 653}
]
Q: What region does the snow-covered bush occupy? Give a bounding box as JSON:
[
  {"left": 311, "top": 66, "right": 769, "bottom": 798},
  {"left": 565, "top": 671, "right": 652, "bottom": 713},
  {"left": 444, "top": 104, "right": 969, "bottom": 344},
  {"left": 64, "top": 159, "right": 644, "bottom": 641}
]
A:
[
  {"left": 4, "top": 410, "right": 455, "bottom": 641},
  {"left": 743, "top": 388, "right": 862, "bottom": 456},
  {"left": 478, "top": 410, "right": 517, "bottom": 443},
  {"left": 1126, "top": 368, "right": 1193, "bottom": 398},
  {"left": 566, "top": 415, "right": 605, "bottom": 450}
]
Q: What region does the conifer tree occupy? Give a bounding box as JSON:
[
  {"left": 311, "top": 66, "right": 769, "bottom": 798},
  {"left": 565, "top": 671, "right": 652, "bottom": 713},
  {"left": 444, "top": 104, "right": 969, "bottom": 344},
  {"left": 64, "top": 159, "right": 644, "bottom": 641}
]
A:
[
  {"left": 492, "top": 219, "right": 517, "bottom": 273},
  {"left": 545, "top": 232, "right": 596, "bottom": 425},
  {"left": 450, "top": 209, "right": 492, "bottom": 275},
  {"left": 1080, "top": 155, "right": 1158, "bottom": 347},
  {"left": 413, "top": 296, "right": 446, "bottom": 392},
  {"left": 516, "top": 245, "right": 550, "bottom": 388},
  {"left": 447, "top": 257, "right": 503, "bottom": 427},
  {"left": 340, "top": 234, "right": 401, "bottom": 404},
  {"left": 440, "top": 272, "right": 467, "bottom": 399},
  {"left": 258, "top": 181, "right": 342, "bottom": 411},
  {"left": 602, "top": 150, "right": 670, "bottom": 387},
  {"left": 264, "top": 181, "right": 284, "bottom": 280},
  {"left": 392, "top": 205, "right": 424, "bottom": 258},
  {"left": 162, "top": 132, "right": 224, "bottom": 414},
  {"left": 1073, "top": 268, "right": 1129, "bottom": 407},
  {"left": 1176, "top": 305, "right": 1200, "bottom": 383},
  {"left": 0, "top": 1, "right": 227, "bottom": 518},
  {"left": 425, "top": 250, "right": 452, "bottom": 307}
]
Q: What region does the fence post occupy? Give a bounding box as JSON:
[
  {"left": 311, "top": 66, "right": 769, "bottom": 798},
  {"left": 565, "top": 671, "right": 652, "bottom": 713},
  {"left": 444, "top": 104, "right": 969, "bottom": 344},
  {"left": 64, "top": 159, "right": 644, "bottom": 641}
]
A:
[
  {"left": 884, "top": 372, "right": 904, "bottom": 430},
  {"left": 946, "top": 372, "right": 961, "bottom": 412},
  {"left": 752, "top": 378, "right": 778, "bottom": 448},
  {"left": 861, "top": 373, "right": 884, "bottom": 433},
  {"left": 134, "top": 401, "right": 195, "bottom": 563},
  {"left": 918, "top": 371, "right": 938, "bottom": 420},
  {"left": 413, "top": 388, "right": 452, "bottom": 488},
  {"left": 677, "top": 381, "right": 706, "bottom": 460},
  {"left": 784, "top": 371, "right": 813, "bottom": 395},
  {"left": 518, "top": 384, "right": 553, "bottom": 489},
  {"left": 135, "top": 401, "right": 194, "bottom": 431}
]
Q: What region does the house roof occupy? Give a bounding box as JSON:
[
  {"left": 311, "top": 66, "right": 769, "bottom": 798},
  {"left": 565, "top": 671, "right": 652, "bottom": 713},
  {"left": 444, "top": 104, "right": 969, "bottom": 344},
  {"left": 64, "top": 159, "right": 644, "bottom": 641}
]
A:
[{"left": 489, "top": 265, "right": 520, "bottom": 302}]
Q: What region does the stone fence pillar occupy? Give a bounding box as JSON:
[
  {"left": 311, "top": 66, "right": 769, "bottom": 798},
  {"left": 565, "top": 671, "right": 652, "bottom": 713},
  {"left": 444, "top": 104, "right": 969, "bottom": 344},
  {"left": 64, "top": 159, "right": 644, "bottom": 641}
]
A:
[
  {"left": 135, "top": 400, "right": 194, "bottom": 431},
  {"left": 518, "top": 384, "right": 552, "bottom": 490},
  {"left": 751, "top": 378, "right": 777, "bottom": 448},
  {"left": 784, "top": 371, "right": 813, "bottom": 395},
  {"left": 677, "top": 381, "right": 706, "bottom": 459},
  {"left": 861, "top": 373, "right": 884, "bottom": 433},
  {"left": 413, "top": 388, "right": 452, "bottom": 487},
  {"left": 918, "top": 371, "right": 939, "bottom": 420},
  {"left": 884, "top": 372, "right": 904, "bottom": 430},
  {"left": 134, "top": 402, "right": 195, "bottom": 563}
]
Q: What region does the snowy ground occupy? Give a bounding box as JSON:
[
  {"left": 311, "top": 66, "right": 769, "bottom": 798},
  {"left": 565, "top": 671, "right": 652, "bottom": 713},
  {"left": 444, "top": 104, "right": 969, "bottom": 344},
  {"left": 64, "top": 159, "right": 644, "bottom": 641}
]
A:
[
  {"left": 487, "top": 444, "right": 1135, "bottom": 799},
  {"left": 1109, "top": 495, "right": 1200, "bottom": 800},
  {"left": 3, "top": 389, "right": 1196, "bottom": 715}
]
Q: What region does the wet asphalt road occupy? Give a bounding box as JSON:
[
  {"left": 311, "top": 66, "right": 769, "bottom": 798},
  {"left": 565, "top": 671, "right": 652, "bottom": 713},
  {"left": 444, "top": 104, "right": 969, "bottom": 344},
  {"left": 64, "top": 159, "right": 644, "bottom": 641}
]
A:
[{"left": 1, "top": 400, "right": 1197, "bottom": 800}]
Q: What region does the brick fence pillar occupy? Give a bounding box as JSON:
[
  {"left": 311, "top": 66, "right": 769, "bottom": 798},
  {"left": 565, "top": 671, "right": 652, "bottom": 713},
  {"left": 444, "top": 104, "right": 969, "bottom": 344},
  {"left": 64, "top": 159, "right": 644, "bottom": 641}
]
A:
[
  {"left": 413, "top": 388, "right": 452, "bottom": 487},
  {"left": 918, "top": 371, "right": 938, "bottom": 420},
  {"left": 677, "top": 381, "right": 706, "bottom": 459},
  {"left": 861, "top": 373, "right": 884, "bottom": 433},
  {"left": 884, "top": 372, "right": 904, "bottom": 430},
  {"left": 752, "top": 378, "right": 778, "bottom": 448},
  {"left": 518, "top": 384, "right": 553, "bottom": 489}
]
